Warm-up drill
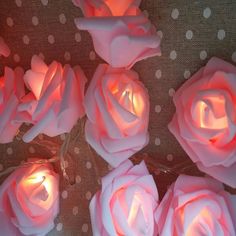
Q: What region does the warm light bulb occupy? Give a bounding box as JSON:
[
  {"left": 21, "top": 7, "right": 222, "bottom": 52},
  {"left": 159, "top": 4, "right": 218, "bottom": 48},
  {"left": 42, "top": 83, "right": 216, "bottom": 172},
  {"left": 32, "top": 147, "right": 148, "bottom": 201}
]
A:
[
  {"left": 183, "top": 208, "right": 212, "bottom": 236},
  {"left": 127, "top": 194, "right": 147, "bottom": 227},
  {"left": 25, "top": 172, "right": 52, "bottom": 196},
  {"left": 104, "top": 0, "right": 131, "bottom": 16},
  {"left": 194, "top": 97, "right": 228, "bottom": 129}
]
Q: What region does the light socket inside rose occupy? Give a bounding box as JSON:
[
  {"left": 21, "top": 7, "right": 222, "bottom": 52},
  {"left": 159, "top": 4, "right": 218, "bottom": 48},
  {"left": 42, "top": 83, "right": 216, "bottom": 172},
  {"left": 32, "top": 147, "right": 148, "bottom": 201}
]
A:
[
  {"left": 109, "top": 79, "right": 145, "bottom": 132},
  {"left": 102, "top": 0, "right": 139, "bottom": 16},
  {"left": 22, "top": 171, "right": 54, "bottom": 210},
  {"left": 72, "top": 0, "right": 141, "bottom": 17},
  {"left": 191, "top": 91, "right": 229, "bottom": 130}
]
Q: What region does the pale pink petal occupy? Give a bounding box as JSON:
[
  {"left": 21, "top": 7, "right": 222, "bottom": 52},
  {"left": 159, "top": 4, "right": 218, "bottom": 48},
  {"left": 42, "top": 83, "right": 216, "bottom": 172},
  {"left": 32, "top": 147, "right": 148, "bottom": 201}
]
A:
[{"left": 75, "top": 15, "right": 161, "bottom": 68}]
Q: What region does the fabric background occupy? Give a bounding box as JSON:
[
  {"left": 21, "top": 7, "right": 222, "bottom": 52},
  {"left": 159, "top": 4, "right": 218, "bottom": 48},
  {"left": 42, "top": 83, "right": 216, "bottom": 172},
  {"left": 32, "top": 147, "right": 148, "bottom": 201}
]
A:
[{"left": 0, "top": 0, "right": 236, "bottom": 235}]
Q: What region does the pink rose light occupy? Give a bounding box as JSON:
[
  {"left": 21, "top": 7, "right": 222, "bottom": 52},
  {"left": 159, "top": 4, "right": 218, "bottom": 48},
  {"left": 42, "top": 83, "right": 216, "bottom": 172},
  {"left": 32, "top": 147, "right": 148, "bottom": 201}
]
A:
[
  {"left": 0, "top": 161, "right": 59, "bottom": 236},
  {"left": 72, "top": 0, "right": 141, "bottom": 17},
  {"left": 84, "top": 64, "right": 149, "bottom": 167},
  {"left": 169, "top": 57, "right": 236, "bottom": 188},
  {"left": 0, "top": 36, "right": 10, "bottom": 57},
  {"left": 156, "top": 175, "right": 236, "bottom": 235},
  {"left": 17, "top": 55, "right": 87, "bottom": 142},
  {"left": 0, "top": 67, "right": 25, "bottom": 143},
  {"left": 75, "top": 15, "right": 161, "bottom": 68},
  {"left": 90, "top": 160, "right": 159, "bottom": 236}
]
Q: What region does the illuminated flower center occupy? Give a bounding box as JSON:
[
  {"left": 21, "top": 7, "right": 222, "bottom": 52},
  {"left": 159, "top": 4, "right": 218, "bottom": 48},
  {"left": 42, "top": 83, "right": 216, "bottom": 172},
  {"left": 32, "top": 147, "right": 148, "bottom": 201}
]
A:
[
  {"left": 23, "top": 171, "right": 53, "bottom": 206},
  {"left": 111, "top": 84, "right": 144, "bottom": 117},
  {"left": 112, "top": 189, "right": 150, "bottom": 235},
  {"left": 185, "top": 209, "right": 213, "bottom": 236},
  {"left": 104, "top": 0, "right": 134, "bottom": 16},
  {"left": 127, "top": 194, "right": 147, "bottom": 226},
  {"left": 192, "top": 94, "right": 228, "bottom": 130}
]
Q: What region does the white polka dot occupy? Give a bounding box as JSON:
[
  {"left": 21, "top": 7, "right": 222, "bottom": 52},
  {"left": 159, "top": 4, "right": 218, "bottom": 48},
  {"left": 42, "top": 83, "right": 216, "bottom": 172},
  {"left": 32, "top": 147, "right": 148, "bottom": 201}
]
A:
[
  {"left": 74, "top": 147, "right": 80, "bottom": 154},
  {"left": 89, "top": 51, "right": 96, "bottom": 60},
  {"left": 82, "top": 224, "right": 88, "bottom": 233},
  {"left": 22, "top": 35, "right": 30, "bottom": 45},
  {"left": 217, "top": 29, "right": 226, "bottom": 40},
  {"left": 48, "top": 35, "right": 55, "bottom": 44},
  {"left": 28, "top": 146, "right": 35, "bottom": 154},
  {"left": 76, "top": 175, "right": 81, "bottom": 184},
  {"left": 157, "top": 30, "right": 163, "bottom": 39},
  {"left": 155, "top": 105, "right": 162, "bottom": 113},
  {"left": 60, "top": 134, "right": 66, "bottom": 141},
  {"left": 15, "top": 0, "right": 22, "bottom": 7},
  {"left": 32, "top": 16, "right": 39, "bottom": 26},
  {"left": 86, "top": 191, "right": 92, "bottom": 200},
  {"left": 171, "top": 8, "right": 179, "bottom": 20},
  {"left": 7, "top": 147, "right": 13, "bottom": 155},
  {"left": 97, "top": 179, "right": 101, "bottom": 185},
  {"left": 72, "top": 206, "right": 79, "bottom": 216},
  {"left": 203, "top": 7, "right": 211, "bottom": 19},
  {"left": 184, "top": 70, "right": 191, "bottom": 79},
  {"left": 170, "top": 50, "right": 177, "bottom": 60},
  {"left": 86, "top": 161, "right": 92, "bottom": 169},
  {"left": 56, "top": 223, "right": 63, "bottom": 231},
  {"left": 38, "top": 53, "right": 45, "bottom": 60},
  {"left": 64, "top": 51, "right": 71, "bottom": 61},
  {"left": 75, "top": 32, "right": 82, "bottom": 42},
  {"left": 6, "top": 17, "right": 14, "bottom": 27},
  {"left": 186, "top": 30, "right": 193, "bottom": 40},
  {"left": 168, "top": 88, "right": 175, "bottom": 97},
  {"left": 155, "top": 137, "right": 161, "bottom": 146},
  {"left": 167, "top": 154, "right": 174, "bottom": 161},
  {"left": 232, "top": 51, "right": 236, "bottom": 63},
  {"left": 155, "top": 69, "right": 162, "bottom": 79},
  {"left": 59, "top": 13, "right": 66, "bottom": 24},
  {"left": 200, "top": 50, "right": 207, "bottom": 60},
  {"left": 13, "top": 54, "right": 20, "bottom": 63},
  {"left": 61, "top": 190, "right": 68, "bottom": 199},
  {"left": 41, "top": 0, "right": 48, "bottom": 6},
  {"left": 0, "top": 164, "right": 3, "bottom": 171}
]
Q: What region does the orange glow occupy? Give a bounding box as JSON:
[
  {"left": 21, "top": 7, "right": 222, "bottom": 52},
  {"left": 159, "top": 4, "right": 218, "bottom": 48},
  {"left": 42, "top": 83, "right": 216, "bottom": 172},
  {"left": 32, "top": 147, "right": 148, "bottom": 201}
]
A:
[
  {"left": 127, "top": 194, "right": 146, "bottom": 226},
  {"left": 118, "top": 88, "right": 144, "bottom": 117},
  {"left": 185, "top": 209, "right": 211, "bottom": 236},
  {"left": 104, "top": 0, "right": 134, "bottom": 16},
  {"left": 195, "top": 97, "right": 228, "bottom": 129},
  {"left": 0, "top": 78, "right": 3, "bottom": 88},
  {"left": 24, "top": 172, "right": 52, "bottom": 200}
]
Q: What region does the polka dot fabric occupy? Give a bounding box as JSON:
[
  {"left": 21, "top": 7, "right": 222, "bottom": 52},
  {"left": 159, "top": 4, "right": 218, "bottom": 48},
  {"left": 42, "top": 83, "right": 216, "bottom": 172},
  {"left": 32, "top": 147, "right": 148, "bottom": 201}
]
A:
[{"left": 0, "top": 0, "right": 236, "bottom": 235}]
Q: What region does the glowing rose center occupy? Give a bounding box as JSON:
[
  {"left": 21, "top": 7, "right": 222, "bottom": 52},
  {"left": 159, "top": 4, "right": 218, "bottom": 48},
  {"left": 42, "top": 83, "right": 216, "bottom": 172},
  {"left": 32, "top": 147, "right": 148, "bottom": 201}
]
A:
[
  {"left": 193, "top": 95, "right": 228, "bottom": 129},
  {"left": 104, "top": 0, "right": 133, "bottom": 15},
  {"left": 113, "top": 190, "right": 149, "bottom": 235},
  {"left": 185, "top": 209, "right": 212, "bottom": 236},
  {"left": 112, "top": 85, "right": 144, "bottom": 117},
  {"left": 127, "top": 194, "right": 147, "bottom": 226},
  {"left": 25, "top": 172, "right": 52, "bottom": 201}
]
